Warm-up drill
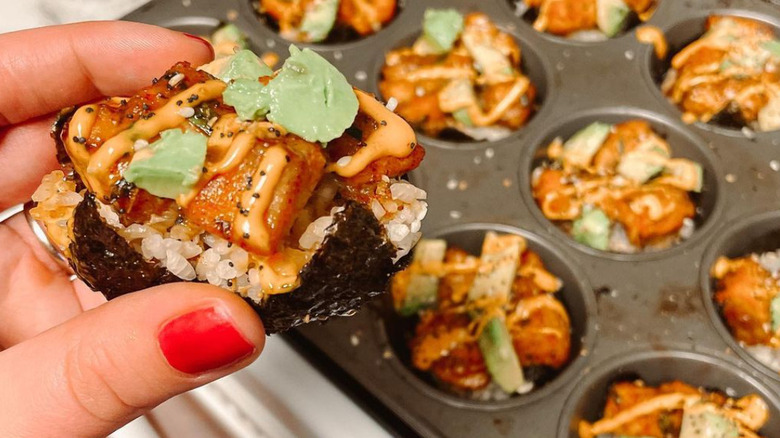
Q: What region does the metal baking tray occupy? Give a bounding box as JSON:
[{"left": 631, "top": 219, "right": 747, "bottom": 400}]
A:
[{"left": 123, "top": 0, "right": 780, "bottom": 436}]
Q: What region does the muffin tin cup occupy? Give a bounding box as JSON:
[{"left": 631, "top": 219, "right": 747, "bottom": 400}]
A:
[
  {"left": 641, "top": 8, "right": 780, "bottom": 138},
  {"left": 701, "top": 210, "right": 780, "bottom": 385},
  {"left": 518, "top": 106, "right": 725, "bottom": 262},
  {"left": 557, "top": 349, "right": 780, "bottom": 437},
  {"left": 121, "top": 0, "right": 780, "bottom": 436},
  {"left": 377, "top": 223, "right": 597, "bottom": 411},
  {"left": 368, "top": 8, "right": 557, "bottom": 151}
]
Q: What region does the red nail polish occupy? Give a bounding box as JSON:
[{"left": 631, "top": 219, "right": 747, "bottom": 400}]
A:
[
  {"left": 184, "top": 32, "right": 216, "bottom": 60},
  {"left": 159, "top": 306, "right": 255, "bottom": 374}
]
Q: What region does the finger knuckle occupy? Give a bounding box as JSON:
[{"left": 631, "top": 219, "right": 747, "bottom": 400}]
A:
[{"left": 63, "top": 336, "right": 141, "bottom": 425}]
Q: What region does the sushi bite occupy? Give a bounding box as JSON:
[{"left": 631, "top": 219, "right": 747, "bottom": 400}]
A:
[
  {"left": 579, "top": 379, "right": 770, "bottom": 438},
  {"left": 712, "top": 252, "right": 780, "bottom": 373},
  {"left": 390, "top": 232, "right": 572, "bottom": 398},
  {"left": 519, "top": 0, "right": 657, "bottom": 40},
  {"left": 531, "top": 120, "right": 703, "bottom": 253},
  {"left": 30, "top": 46, "right": 427, "bottom": 333},
  {"left": 379, "top": 10, "right": 537, "bottom": 141},
  {"left": 257, "top": 0, "right": 398, "bottom": 43},
  {"left": 662, "top": 16, "right": 780, "bottom": 132}
]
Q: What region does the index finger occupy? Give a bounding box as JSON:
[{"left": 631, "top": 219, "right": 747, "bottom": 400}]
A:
[{"left": 0, "top": 21, "right": 214, "bottom": 208}]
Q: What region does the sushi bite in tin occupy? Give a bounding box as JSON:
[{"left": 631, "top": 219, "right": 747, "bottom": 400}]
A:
[
  {"left": 257, "top": 0, "right": 398, "bottom": 43},
  {"left": 391, "top": 232, "right": 572, "bottom": 398},
  {"left": 531, "top": 120, "right": 703, "bottom": 253},
  {"left": 30, "top": 46, "right": 427, "bottom": 333},
  {"left": 379, "top": 10, "right": 537, "bottom": 141},
  {"left": 579, "top": 379, "right": 770, "bottom": 438}
]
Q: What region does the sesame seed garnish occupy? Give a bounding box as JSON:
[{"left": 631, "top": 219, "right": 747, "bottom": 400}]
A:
[
  {"left": 175, "top": 100, "right": 183, "bottom": 106},
  {"left": 380, "top": 120, "right": 387, "bottom": 126},
  {"left": 142, "top": 112, "right": 156, "bottom": 120},
  {"left": 259, "top": 171, "right": 266, "bottom": 176},
  {"left": 85, "top": 107, "right": 94, "bottom": 113},
  {"left": 207, "top": 116, "right": 218, "bottom": 127},
  {"left": 72, "top": 136, "right": 86, "bottom": 144},
  {"left": 252, "top": 193, "right": 260, "bottom": 198},
  {"left": 133, "top": 139, "right": 149, "bottom": 151},
  {"left": 120, "top": 99, "right": 128, "bottom": 106},
  {"left": 187, "top": 94, "right": 199, "bottom": 103},
  {"left": 126, "top": 114, "right": 134, "bottom": 119},
  {"left": 243, "top": 232, "right": 250, "bottom": 239},
  {"left": 227, "top": 132, "right": 234, "bottom": 138},
  {"left": 285, "top": 155, "right": 290, "bottom": 162},
  {"left": 168, "top": 73, "right": 185, "bottom": 87},
  {"left": 337, "top": 156, "right": 352, "bottom": 167},
  {"left": 177, "top": 107, "right": 195, "bottom": 118},
  {"left": 202, "top": 167, "right": 208, "bottom": 173}
]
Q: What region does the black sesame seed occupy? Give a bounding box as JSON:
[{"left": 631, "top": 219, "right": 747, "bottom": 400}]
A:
[
  {"left": 202, "top": 167, "right": 208, "bottom": 173},
  {"left": 187, "top": 94, "right": 199, "bottom": 103},
  {"left": 285, "top": 155, "right": 290, "bottom": 162},
  {"left": 228, "top": 261, "right": 234, "bottom": 267},
  {"left": 120, "top": 99, "right": 128, "bottom": 106},
  {"left": 236, "top": 202, "right": 242, "bottom": 209},
  {"left": 227, "top": 280, "right": 233, "bottom": 287},
  {"left": 176, "top": 100, "right": 183, "bottom": 106},
  {"left": 252, "top": 193, "right": 260, "bottom": 198},
  {"left": 380, "top": 120, "right": 387, "bottom": 126},
  {"left": 152, "top": 78, "right": 159, "bottom": 85},
  {"left": 410, "top": 142, "right": 416, "bottom": 149},
  {"left": 227, "top": 242, "right": 233, "bottom": 248},
  {"left": 85, "top": 107, "right": 94, "bottom": 113},
  {"left": 243, "top": 232, "right": 250, "bottom": 239},
  {"left": 259, "top": 171, "right": 266, "bottom": 177},
  {"left": 126, "top": 114, "right": 134, "bottom": 119},
  {"left": 72, "top": 136, "right": 86, "bottom": 144},
  {"left": 142, "top": 103, "right": 150, "bottom": 111},
  {"left": 220, "top": 133, "right": 225, "bottom": 138},
  {"left": 227, "top": 132, "right": 234, "bottom": 138}
]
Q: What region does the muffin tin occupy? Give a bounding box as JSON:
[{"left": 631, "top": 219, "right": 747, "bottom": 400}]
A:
[{"left": 123, "top": 0, "right": 780, "bottom": 436}]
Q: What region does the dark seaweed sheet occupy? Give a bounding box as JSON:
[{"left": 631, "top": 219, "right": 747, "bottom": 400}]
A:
[
  {"left": 69, "top": 194, "right": 178, "bottom": 300},
  {"left": 251, "top": 201, "right": 399, "bottom": 334},
  {"left": 68, "top": 193, "right": 400, "bottom": 333}
]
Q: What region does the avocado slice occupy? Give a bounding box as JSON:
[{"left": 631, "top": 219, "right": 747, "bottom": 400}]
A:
[
  {"left": 562, "top": 122, "right": 612, "bottom": 168},
  {"left": 616, "top": 140, "right": 669, "bottom": 184},
  {"left": 596, "top": 0, "right": 631, "bottom": 38},
  {"left": 478, "top": 317, "right": 528, "bottom": 394},
  {"left": 420, "top": 8, "right": 464, "bottom": 55},
  {"left": 679, "top": 405, "right": 739, "bottom": 438},
  {"left": 572, "top": 206, "right": 611, "bottom": 251},
  {"left": 397, "top": 239, "right": 448, "bottom": 316},
  {"left": 299, "top": 0, "right": 339, "bottom": 43},
  {"left": 771, "top": 295, "right": 780, "bottom": 333},
  {"left": 658, "top": 159, "right": 704, "bottom": 193}
]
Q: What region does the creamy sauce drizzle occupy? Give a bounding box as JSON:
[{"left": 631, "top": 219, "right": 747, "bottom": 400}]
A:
[
  {"left": 79, "top": 80, "right": 226, "bottom": 199},
  {"left": 232, "top": 145, "right": 288, "bottom": 255},
  {"left": 328, "top": 89, "right": 417, "bottom": 177}
]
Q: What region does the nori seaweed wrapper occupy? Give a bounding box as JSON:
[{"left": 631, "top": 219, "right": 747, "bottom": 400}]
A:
[
  {"left": 251, "top": 201, "right": 398, "bottom": 333},
  {"left": 69, "top": 194, "right": 178, "bottom": 300},
  {"left": 67, "top": 194, "right": 401, "bottom": 333}
]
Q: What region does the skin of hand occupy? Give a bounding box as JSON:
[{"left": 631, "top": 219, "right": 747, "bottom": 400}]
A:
[{"left": 0, "top": 21, "right": 265, "bottom": 438}]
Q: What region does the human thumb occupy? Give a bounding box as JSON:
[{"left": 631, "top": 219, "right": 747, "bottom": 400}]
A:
[{"left": 0, "top": 283, "right": 265, "bottom": 438}]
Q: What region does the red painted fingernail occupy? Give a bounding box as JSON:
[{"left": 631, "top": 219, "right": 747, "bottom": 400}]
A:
[
  {"left": 159, "top": 306, "right": 255, "bottom": 374},
  {"left": 184, "top": 32, "right": 216, "bottom": 60}
]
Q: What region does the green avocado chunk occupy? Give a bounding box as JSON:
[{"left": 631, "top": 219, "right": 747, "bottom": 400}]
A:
[
  {"left": 264, "top": 46, "right": 359, "bottom": 142},
  {"left": 124, "top": 129, "right": 208, "bottom": 199},
  {"left": 212, "top": 23, "right": 248, "bottom": 52},
  {"left": 397, "top": 239, "right": 448, "bottom": 316},
  {"left": 223, "top": 78, "right": 271, "bottom": 121},
  {"left": 300, "top": 0, "right": 339, "bottom": 42},
  {"left": 422, "top": 9, "right": 465, "bottom": 54},
  {"left": 771, "top": 295, "right": 780, "bottom": 333},
  {"left": 572, "top": 206, "right": 611, "bottom": 251},
  {"left": 679, "top": 407, "right": 739, "bottom": 438},
  {"left": 596, "top": 0, "right": 631, "bottom": 38},
  {"left": 563, "top": 122, "right": 612, "bottom": 168},
  {"left": 478, "top": 317, "right": 527, "bottom": 394},
  {"left": 217, "top": 49, "right": 273, "bottom": 83}
]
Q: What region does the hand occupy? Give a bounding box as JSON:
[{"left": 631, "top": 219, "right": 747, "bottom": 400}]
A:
[{"left": 0, "top": 22, "right": 265, "bottom": 438}]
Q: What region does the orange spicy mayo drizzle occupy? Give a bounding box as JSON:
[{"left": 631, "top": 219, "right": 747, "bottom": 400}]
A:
[
  {"left": 79, "top": 80, "right": 226, "bottom": 199},
  {"left": 232, "top": 145, "right": 288, "bottom": 254},
  {"left": 328, "top": 89, "right": 417, "bottom": 177}
]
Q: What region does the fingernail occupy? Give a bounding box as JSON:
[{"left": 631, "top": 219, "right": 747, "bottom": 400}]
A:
[
  {"left": 159, "top": 306, "right": 255, "bottom": 374},
  {"left": 184, "top": 33, "right": 215, "bottom": 60}
]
